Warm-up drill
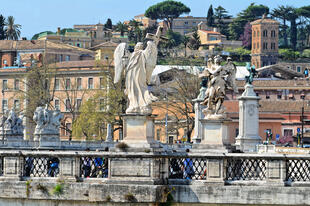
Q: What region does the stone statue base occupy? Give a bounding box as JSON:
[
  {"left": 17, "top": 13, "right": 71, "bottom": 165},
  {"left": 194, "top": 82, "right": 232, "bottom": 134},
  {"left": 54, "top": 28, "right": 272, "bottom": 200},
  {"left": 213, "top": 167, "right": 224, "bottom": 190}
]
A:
[
  {"left": 192, "top": 119, "right": 231, "bottom": 152},
  {"left": 235, "top": 136, "right": 261, "bottom": 152},
  {"left": 121, "top": 114, "right": 160, "bottom": 149},
  {"left": 234, "top": 83, "right": 261, "bottom": 152},
  {"left": 2, "top": 134, "right": 24, "bottom": 147},
  {"left": 35, "top": 134, "right": 60, "bottom": 148}
]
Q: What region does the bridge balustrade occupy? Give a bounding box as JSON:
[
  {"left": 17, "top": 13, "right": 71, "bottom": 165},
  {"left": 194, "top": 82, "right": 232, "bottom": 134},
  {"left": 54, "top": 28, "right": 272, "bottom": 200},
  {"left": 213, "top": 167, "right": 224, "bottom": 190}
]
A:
[{"left": 0, "top": 151, "right": 308, "bottom": 186}]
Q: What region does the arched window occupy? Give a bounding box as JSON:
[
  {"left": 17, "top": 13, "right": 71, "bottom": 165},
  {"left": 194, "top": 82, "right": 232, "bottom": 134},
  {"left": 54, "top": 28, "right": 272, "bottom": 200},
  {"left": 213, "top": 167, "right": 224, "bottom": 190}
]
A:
[{"left": 263, "top": 30, "right": 268, "bottom": 37}]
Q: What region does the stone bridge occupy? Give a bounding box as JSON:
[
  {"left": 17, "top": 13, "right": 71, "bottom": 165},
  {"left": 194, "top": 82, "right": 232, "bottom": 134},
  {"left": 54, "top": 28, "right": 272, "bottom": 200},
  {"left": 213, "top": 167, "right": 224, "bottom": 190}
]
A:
[{"left": 0, "top": 149, "right": 309, "bottom": 205}]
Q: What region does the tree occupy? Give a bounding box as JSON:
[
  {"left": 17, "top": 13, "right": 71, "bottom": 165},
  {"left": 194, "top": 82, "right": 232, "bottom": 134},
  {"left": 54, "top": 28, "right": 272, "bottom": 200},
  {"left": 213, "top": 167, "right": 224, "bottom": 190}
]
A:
[
  {"left": 214, "top": 6, "right": 231, "bottom": 38},
  {"left": 128, "top": 19, "right": 143, "bottom": 44},
  {"left": 104, "top": 18, "right": 113, "bottom": 29},
  {"left": 239, "top": 22, "right": 252, "bottom": 49},
  {"left": 0, "top": 15, "right": 6, "bottom": 40},
  {"left": 115, "top": 22, "right": 128, "bottom": 37},
  {"left": 5, "top": 16, "right": 21, "bottom": 40},
  {"left": 182, "top": 36, "right": 190, "bottom": 57},
  {"left": 145, "top": 0, "right": 190, "bottom": 30},
  {"left": 162, "top": 29, "right": 182, "bottom": 49},
  {"left": 73, "top": 61, "right": 126, "bottom": 140},
  {"left": 271, "top": 6, "right": 293, "bottom": 48},
  {"left": 153, "top": 69, "right": 200, "bottom": 142},
  {"left": 207, "top": 5, "right": 215, "bottom": 27},
  {"left": 287, "top": 8, "right": 298, "bottom": 50},
  {"left": 279, "top": 48, "right": 300, "bottom": 61},
  {"left": 229, "top": 3, "right": 269, "bottom": 40},
  {"left": 225, "top": 47, "right": 251, "bottom": 62},
  {"left": 188, "top": 28, "right": 200, "bottom": 50}
]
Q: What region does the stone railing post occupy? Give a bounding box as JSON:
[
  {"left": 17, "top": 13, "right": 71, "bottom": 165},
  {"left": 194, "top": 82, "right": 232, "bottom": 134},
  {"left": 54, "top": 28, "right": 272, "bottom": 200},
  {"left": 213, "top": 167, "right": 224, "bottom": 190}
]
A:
[
  {"left": 267, "top": 157, "right": 286, "bottom": 185},
  {"left": 59, "top": 155, "right": 77, "bottom": 178},
  {"left": 206, "top": 156, "right": 225, "bottom": 183},
  {"left": 3, "top": 153, "right": 23, "bottom": 179}
]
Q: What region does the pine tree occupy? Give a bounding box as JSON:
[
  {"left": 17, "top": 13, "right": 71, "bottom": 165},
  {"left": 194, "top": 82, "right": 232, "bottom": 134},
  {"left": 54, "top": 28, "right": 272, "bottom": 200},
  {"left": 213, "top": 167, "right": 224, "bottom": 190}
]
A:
[
  {"left": 207, "top": 5, "right": 215, "bottom": 27},
  {"left": 105, "top": 18, "right": 112, "bottom": 29}
]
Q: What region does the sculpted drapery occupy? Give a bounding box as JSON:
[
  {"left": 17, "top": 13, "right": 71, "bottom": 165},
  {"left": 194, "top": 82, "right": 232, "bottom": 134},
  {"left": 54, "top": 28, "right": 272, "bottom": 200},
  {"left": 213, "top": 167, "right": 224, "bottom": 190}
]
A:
[{"left": 124, "top": 41, "right": 158, "bottom": 114}]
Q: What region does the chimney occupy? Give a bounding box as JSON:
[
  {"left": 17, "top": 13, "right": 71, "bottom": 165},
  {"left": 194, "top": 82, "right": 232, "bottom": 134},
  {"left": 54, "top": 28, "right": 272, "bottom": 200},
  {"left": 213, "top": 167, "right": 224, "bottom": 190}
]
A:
[{"left": 57, "top": 27, "right": 61, "bottom": 35}]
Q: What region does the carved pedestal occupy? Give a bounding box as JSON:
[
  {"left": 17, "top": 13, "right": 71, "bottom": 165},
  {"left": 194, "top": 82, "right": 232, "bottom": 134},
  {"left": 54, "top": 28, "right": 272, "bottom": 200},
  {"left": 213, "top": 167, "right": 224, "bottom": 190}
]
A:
[
  {"left": 4, "top": 134, "right": 24, "bottom": 147},
  {"left": 35, "top": 134, "right": 60, "bottom": 148},
  {"left": 122, "top": 114, "right": 159, "bottom": 149},
  {"left": 235, "top": 84, "right": 261, "bottom": 152},
  {"left": 193, "top": 119, "right": 230, "bottom": 152}
]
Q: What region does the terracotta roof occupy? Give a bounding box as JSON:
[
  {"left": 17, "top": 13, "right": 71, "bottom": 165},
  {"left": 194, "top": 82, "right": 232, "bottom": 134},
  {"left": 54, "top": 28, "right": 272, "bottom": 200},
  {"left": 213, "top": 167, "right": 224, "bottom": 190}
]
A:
[
  {"left": 89, "top": 41, "right": 119, "bottom": 50},
  {"left": 235, "top": 79, "right": 310, "bottom": 88},
  {"left": 199, "top": 30, "right": 222, "bottom": 35},
  {"left": 251, "top": 18, "right": 280, "bottom": 25},
  {"left": 50, "top": 60, "right": 113, "bottom": 68},
  {"left": 224, "top": 100, "right": 310, "bottom": 113},
  {"left": 134, "top": 14, "right": 145, "bottom": 18},
  {"left": 0, "top": 40, "right": 94, "bottom": 53}
]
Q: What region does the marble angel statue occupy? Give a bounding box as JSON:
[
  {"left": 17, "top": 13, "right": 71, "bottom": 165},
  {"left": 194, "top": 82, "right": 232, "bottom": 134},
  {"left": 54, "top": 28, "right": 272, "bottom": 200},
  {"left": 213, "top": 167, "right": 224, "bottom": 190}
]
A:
[
  {"left": 114, "top": 26, "right": 165, "bottom": 115},
  {"left": 201, "top": 55, "right": 238, "bottom": 119}
]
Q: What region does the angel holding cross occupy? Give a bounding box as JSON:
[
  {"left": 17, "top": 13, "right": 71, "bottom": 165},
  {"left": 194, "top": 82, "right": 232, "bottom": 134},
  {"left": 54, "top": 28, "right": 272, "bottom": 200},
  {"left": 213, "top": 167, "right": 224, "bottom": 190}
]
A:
[{"left": 114, "top": 26, "right": 165, "bottom": 115}]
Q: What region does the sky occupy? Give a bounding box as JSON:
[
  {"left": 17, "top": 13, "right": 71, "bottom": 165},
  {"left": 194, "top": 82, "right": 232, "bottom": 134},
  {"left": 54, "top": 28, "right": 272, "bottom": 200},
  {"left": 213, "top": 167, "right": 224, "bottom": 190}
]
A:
[{"left": 0, "top": 0, "right": 309, "bottom": 39}]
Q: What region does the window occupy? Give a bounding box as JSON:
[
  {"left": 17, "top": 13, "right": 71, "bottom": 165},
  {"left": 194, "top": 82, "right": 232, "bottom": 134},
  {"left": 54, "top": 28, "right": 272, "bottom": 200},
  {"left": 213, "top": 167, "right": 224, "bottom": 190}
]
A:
[
  {"left": 301, "top": 93, "right": 305, "bottom": 100},
  {"left": 271, "top": 30, "right": 276, "bottom": 37},
  {"left": 266, "top": 91, "right": 270, "bottom": 99},
  {"left": 76, "top": 78, "right": 82, "bottom": 90},
  {"left": 14, "top": 99, "right": 20, "bottom": 111},
  {"left": 100, "top": 77, "right": 105, "bottom": 89},
  {"left": 2, "top": 99, "right": 7, "bottom": 112},
  {"left": 76, "top": 99, "right": 82, "bottom": 110},
  {"left": 257, "top": 31, "right": 259, "bottom": 37},
  {"left": 65, "top": 55, "right": 70, "bottom": 61},
  {"left": 54, "top": 99, "right": 60, "bottom": 110},
  {"left": 59, "top": 54, "right": 63, "bottom": 62},
  {"left": 3, "top": 60, "right": 7, "bottom": 65},
  {"left": 14, "top": 79, "right": 19, "bottom": 90},
  {"left": 2, "top": 80, "right": 7, "bottom": 90},
  {"left": 65, "top": 99, "right": 71, "bottom": 111},
  {"left": 65, "top": 78, "right": 71, "bottom": 90},
  {"left": 184, "top": 21, "right": 188, "bottom": 25},
  {"left": 253, "top": 43, "right": 256, "bottom": 49},
  {"left": 88, "top": 78, "right": 93, "bottom": 89},
  {"left": 77, "top": 43, "right": 81, "bottom": 47},
  {"left": 257, "top": 42, "right": 259, "bottom": 49},
  {"left": 253, "top": 31, "right": 256, "bottom": 37},
  {"left": 263, "top": 42, "right": 268, "bottom": 50},
  {"left": 277, "top": 94, "right": 282, "bottom": 99},
  {"left": 99, "top": 98, "right": 105, "bottom": 111},
  {"left": 297, "top": 66, "right": 301, "bottom": 73},
  {"left": 55, "top": 79, "right": 60, "bottom": 90},
  {"left": 263, "top": 30, "right": 268, "bottom": 37},
  {"left": 235, "top": 128, "right": 239, "bottom": 137},
  {"left": 65, "top": 123, "right": 72, "bottom": 136},
  {"left": 283, "top": 129, "right": 293, "bottom": 137},
  {"left": 271, "top": 43, "right": 276, "bottom": 50}
]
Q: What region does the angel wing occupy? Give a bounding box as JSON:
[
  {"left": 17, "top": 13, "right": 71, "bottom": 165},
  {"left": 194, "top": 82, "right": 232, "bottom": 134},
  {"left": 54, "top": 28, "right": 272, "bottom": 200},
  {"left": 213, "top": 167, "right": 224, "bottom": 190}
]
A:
[{"left": 113, "top": 42, "right": 129, "bottom": 84}]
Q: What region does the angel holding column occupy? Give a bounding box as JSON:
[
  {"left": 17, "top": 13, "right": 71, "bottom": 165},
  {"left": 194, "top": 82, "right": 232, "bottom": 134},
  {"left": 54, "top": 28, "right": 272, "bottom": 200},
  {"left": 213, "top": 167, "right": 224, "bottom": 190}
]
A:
[{"left": 114, "top": 26, "right": 165, "bottom": 115}]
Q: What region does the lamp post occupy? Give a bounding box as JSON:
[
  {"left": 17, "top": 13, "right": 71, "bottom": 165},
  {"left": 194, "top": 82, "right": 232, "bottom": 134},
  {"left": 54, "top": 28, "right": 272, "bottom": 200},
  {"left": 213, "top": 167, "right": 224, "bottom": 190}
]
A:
[{"left": 105, "top": 56, "right": 113, "bottom": 142}]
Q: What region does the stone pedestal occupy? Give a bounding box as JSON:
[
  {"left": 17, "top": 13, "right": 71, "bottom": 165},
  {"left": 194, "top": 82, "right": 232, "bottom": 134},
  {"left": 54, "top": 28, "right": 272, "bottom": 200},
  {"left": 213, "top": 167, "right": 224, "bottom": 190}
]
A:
[
  {"left": 193, "top": 119, "right": 231, "bottom": 152},
  {"left": 192, "top": 100, "right": 206, "bottom": 144},
  {"left": 35, "top": 134, "right": 61, "bottom": 148},
  {"left": 4, "top": 134, "right": 24, "bottom": 147},
  {"left": 235, "top": 84, "right": 261, "bottom": 152},
  {"left": 122, "top": 114, "right": 158, "bottom": 148}
]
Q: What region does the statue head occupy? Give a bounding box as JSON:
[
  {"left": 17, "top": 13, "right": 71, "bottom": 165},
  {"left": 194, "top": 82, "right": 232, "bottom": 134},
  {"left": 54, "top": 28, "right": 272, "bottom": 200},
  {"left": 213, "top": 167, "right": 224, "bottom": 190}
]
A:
[
  {"left": 134, "top": 42, "right": 144, "bottom": 52},
  {"left": 214, "top": 55, "right": 223, "bottom": 65}
]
